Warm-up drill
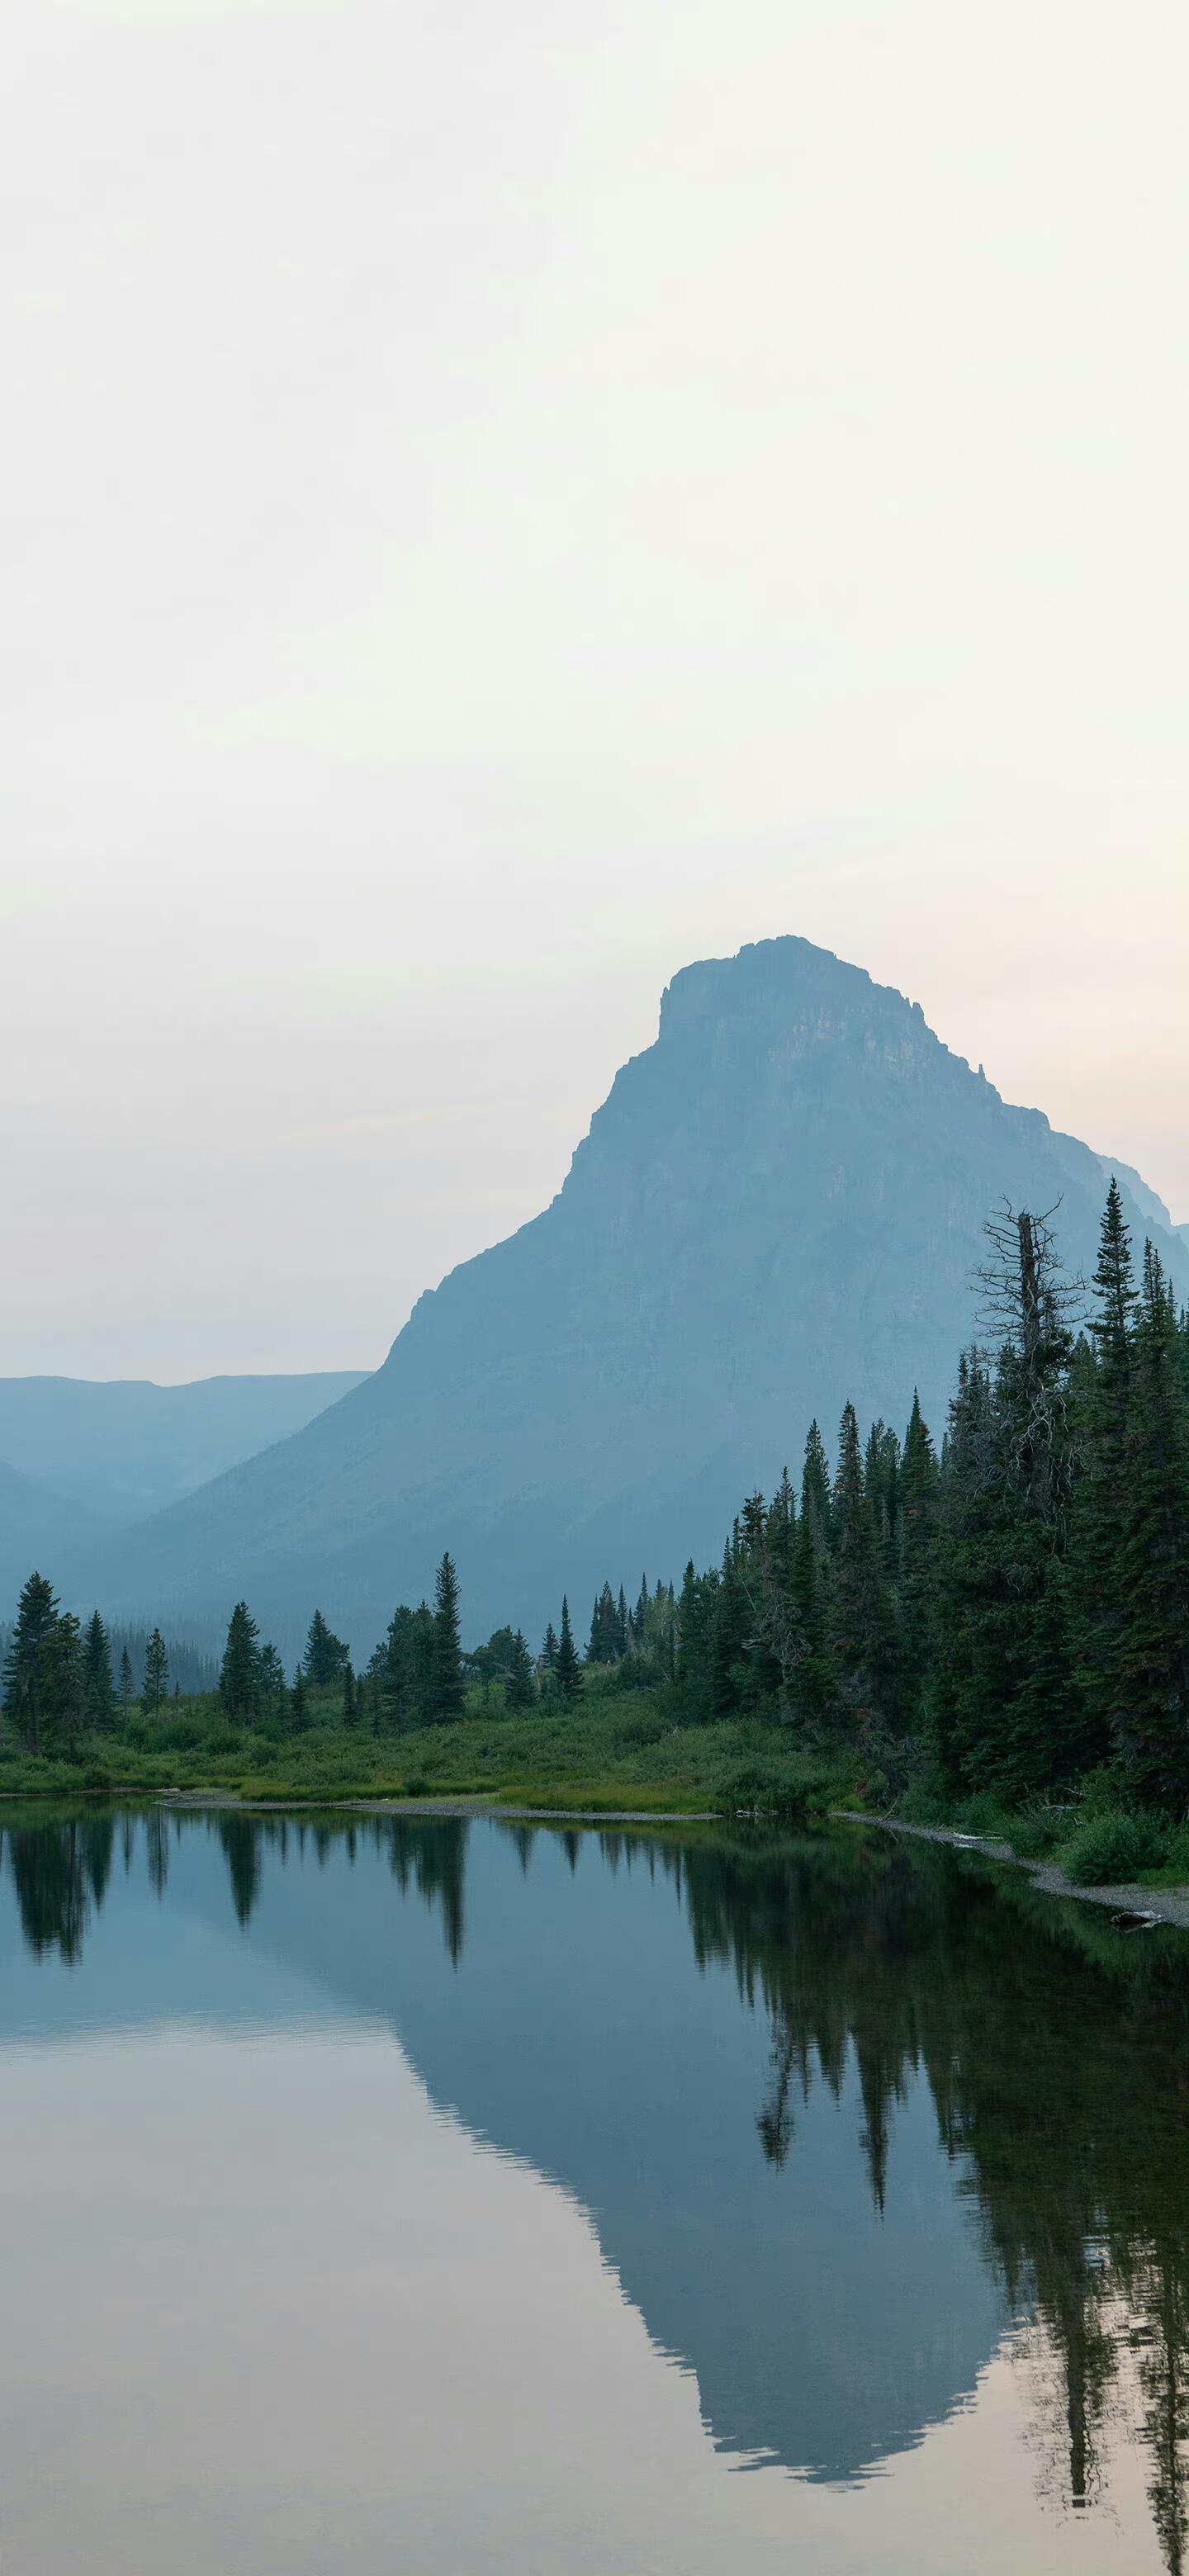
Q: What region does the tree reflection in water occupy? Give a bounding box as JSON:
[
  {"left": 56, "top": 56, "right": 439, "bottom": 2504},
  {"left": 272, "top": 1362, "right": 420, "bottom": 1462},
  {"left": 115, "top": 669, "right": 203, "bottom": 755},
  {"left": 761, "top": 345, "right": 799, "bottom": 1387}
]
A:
[{"left": 1, "top": 1803, "right": 1187, "bottom": 2564}]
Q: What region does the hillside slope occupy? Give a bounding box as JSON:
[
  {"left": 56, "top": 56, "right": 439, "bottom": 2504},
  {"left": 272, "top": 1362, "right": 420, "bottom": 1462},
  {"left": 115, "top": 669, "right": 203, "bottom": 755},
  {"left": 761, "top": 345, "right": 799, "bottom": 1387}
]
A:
[
  {"left": 0, "top": 1371, "right": 370, "bottom": 1530},
  {"left": 0, "top": 1458, "right": 100, "bottom": 1617},
  {"left": 62, "top": 938, "right": 1189, "bottom": 1656}
]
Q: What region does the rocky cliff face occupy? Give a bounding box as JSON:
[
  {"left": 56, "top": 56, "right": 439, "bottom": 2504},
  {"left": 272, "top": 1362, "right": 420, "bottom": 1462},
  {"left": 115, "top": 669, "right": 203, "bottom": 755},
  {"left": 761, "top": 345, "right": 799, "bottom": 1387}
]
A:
[{"left": 62, "top": 938, "right": 1189, "bottom": 1654}]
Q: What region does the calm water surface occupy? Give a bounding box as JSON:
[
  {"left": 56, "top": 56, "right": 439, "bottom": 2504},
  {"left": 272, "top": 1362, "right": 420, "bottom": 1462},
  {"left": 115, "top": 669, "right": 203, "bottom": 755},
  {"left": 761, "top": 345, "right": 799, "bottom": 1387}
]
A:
[{"left": 0, "top": 1807, "right": 1187, "bottom": 2574}]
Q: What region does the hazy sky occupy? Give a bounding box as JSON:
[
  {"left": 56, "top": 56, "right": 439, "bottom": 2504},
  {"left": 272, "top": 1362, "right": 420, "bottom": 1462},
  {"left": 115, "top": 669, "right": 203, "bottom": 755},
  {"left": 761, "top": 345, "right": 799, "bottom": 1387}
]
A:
[{"left": 4, "top": 0, "right": 1188, "bottom": 1380}]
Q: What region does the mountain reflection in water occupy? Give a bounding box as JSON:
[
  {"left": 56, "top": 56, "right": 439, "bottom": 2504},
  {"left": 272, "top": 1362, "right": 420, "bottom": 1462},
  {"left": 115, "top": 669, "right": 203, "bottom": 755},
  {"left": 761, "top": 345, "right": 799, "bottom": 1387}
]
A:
[{"left": 1, "top": 1806, "right": 1187, "bottom": 2567}]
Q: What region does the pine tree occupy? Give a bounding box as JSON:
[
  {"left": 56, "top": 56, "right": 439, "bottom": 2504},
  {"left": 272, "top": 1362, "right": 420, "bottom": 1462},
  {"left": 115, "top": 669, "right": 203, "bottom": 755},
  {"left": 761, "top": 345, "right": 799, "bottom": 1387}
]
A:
[
  {"left": 428, "top": 1553, "right": 465, "bottom": 1722},
  {"left": 800, "top": 1420, "right": 832, "bottom": 1547},
  {"left": 732, "top": 1494, "right": 783, "bottom": 1708},
  {"left": 1115, "top": 1243, "right": 1189, "bottom": 1802},
  {"left": 786, "top": 1425, "right": 838, "bottom": 1731},
  {"left": 932, "top": 1352, "right": 1000, "bottom": 1789},
  {"left": 142, "top": 1628, "right": 169, "bottom": 1716},
  {"left": 409, "top": 1602, "right": 437, "bottom": 1717},
  {"left": 220, "top": 1602, "right": 260, "bottom": 1721},
  {"left": 1070, "top": 1182, "right": 1139, "bottom": 1761},
  {"left": 374, "top": 1602, "right": 434, "bottom": 1731},
  {"left": 119, "top": 1646, "right": 134, "bottom": 1721},
  {"left": 505, "top": 1628, "right": 537, "bottom": 1708},
  {"left": 290, "top": 1667, "right": 310, "bottom": 1733},
  {"left": 710, "top": 1530, "right": 752, "bottom": 1717},
  {"left": 2, "top": 1573, "right": 60, "bottom": 1754},
  {"left": 257, "top": 1642, "right": 287, "bottom": 1717},
  {"left": 675, "top": 1558, "right": 718, "bottom": 1721},
  {"left": 898, "top": 1393, "right": 939, "bottom": 1732},
  {"left": 587, "top": 1583, "right": 622, "bottom": 1664},
  {"left": 830, "top": 1403, "right": 899, "bottom": 1736},
  {"left": 541, "top": 1622, "right": 558, "bottom": 1671},
  {"left": 555, "top": 1596, "right": 582, "bottom": 1700},
  {"left": 38, "top": 1611, "right": 86, "bottom": 1755},
  {"left": 632, "top": 1575, "right": 649, "bottom": 1646},
  {"left": 789, "top": 1498, "right": 836, "bottom": 1731},
  {"left": 303, "top": 1609, "right": 348, "bottom": 1689},
  {"left": 83, "top": 1610, "right": 116, "bottom": 1733},
  {"left": 342, "top": 1660, "right": 357, "bottom": 1727}
]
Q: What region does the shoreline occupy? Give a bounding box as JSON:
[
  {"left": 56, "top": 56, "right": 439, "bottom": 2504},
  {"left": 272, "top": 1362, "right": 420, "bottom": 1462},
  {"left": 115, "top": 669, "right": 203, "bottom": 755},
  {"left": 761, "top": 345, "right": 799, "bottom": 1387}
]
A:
[
  {"left": 157, "top": 1791, "right": 723, "bottom": 1825},
  {"left": 831, "top": 1809, "right": 1189, "bottom": 1930},
  {"left": 12, "top": 1787, "right": 1189, "bottom": 1928}
]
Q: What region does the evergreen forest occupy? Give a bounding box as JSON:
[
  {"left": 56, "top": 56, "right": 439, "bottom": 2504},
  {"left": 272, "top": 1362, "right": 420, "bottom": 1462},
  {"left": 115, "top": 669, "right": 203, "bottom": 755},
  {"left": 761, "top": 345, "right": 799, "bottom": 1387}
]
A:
[{"left": 4, "top": 1184, "right": 1189, "bottom": 1871}]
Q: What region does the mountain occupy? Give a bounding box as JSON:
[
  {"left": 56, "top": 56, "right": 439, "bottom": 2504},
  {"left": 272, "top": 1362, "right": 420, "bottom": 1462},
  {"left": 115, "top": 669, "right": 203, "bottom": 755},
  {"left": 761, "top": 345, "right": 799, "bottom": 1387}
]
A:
[
  {"left": 0, "top": 1371, "right": 370, "bottom": 1532},
  {"left": 0, "top": 1456, "right": 100, "bottom": 1618},
  {"left": 60, "top": 936, "right": 1189, "bottom": 1656}
]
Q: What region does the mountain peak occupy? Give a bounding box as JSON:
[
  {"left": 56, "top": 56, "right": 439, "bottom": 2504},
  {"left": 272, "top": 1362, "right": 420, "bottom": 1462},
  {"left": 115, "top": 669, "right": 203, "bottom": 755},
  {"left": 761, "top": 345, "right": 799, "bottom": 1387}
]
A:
[{"left": 61, "top": 942, "right": 1188, "bottom": 1655}]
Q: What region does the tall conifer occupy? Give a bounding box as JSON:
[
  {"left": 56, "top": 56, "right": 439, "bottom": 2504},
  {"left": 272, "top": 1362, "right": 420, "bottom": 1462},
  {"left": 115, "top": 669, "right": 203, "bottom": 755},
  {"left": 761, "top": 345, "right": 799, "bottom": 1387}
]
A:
[
  {"left": 2, "top": 1574, "right": 60, "bottom": 1754},
  {"left": 83, "top": 1611, "right": 116, "bottom": 1732},
  {"left": 429, "top": 1553, "right": 465, "bottom": 1721},
  {"left": 1071, "top": 1181, "right": 1139, "bottom": 1760},
  {"left": 142, "top": 1628, "right": 169, "bottom": 1715},
  {"left": 555, "top": 1596, "right": 582, "bottom": 1700},
  {"left": 1116, "top": 1244, "right": 1189, "bottom": 1801},
  {"left": 220, "top": 1603, "right": 260, "bottom": 1720}
]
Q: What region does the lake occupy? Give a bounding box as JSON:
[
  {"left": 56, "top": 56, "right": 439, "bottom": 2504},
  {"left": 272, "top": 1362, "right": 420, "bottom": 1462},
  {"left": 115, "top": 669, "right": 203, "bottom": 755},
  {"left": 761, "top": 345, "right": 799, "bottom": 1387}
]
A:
[{"left": 0, "top": 1806, "right": 1186, "bottom": 2574}]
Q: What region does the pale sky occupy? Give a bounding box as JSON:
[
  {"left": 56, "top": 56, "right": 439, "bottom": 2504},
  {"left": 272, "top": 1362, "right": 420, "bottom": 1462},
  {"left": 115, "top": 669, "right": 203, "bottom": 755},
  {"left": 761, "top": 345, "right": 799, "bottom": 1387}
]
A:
[{"left": 3, "top": 0, "right": 1188, "bottom": 1380}]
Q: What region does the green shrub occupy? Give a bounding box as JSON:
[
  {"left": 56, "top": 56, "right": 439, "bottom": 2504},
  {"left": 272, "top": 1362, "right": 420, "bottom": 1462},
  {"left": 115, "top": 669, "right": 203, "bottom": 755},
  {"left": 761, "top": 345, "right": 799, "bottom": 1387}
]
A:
[
  {"left": 1077, "top": 1764, "right": 1130, "bottom": 1817},
  {"left": 713, "top": 1759, "right": 812, "bottom": 1823},
  {"left": 950, "top": 1792, "right": 1013, "bottom": 1840},
  {"left": 1006, "top": 1805, "right": 1063, "bottom": 1860},
  {"left": 1060, "top": 1811, "right": 1168, "bottom": 1886}
]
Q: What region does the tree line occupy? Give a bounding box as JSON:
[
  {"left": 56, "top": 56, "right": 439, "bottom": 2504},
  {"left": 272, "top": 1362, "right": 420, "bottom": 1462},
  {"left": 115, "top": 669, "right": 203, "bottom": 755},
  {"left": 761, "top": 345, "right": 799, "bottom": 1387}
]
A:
[{"left": 4, "top": 1181, "right": 1188, "bottom": 1808}]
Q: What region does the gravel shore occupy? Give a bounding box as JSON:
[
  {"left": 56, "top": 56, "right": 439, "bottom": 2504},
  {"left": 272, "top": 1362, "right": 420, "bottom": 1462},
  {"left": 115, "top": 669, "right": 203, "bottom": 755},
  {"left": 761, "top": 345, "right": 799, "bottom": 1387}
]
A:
[{"left": 831, "top": 1810, "right": 1189, "bottom": 1930}]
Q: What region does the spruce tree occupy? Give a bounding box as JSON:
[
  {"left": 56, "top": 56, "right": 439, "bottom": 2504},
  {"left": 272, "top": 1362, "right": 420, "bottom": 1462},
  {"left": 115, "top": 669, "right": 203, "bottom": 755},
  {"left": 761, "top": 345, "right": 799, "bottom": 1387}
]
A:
[
  {"left": 119, "top": 1645, "right": 135, "bottom": 1721},
  {"left": 932, "top": 1352, "right": 1000, "bottom": 1789},
  {"left": 142, "top": 1628, "right": 169, "bottom": 1715},
  {"left": 784, "top": 1425, "right": 837, "bottom": 1732},
  {"left": 830, "top": 1403, "right": 899, "bottom": 1736},
  {"left": 555, "top": 1596, "right": 582, "bottom": 1701},
  {"left": 800, "top": 1421, "right": 832, "bottom": 1547},
  {"left": 1070, "top": 1181, "right": 1139, "bottom": 1762},
  {"left": 789, "top": 1497, "right": 836, "bottom": 1731},
  {"left": 220, "top": 1602, "right": 260, "bottom": 1721},
  {"left": 38, "top": 1611, "right": 86, "bottom": 1756},
  {"left": 429, "top": 1553, "right": 465, "bottom": 1721},
  {"left": 541, "top": 1622, "right": 558, "bottom": 1672},
  {"left": 710, "top": 1530, "right": 752, "bottom": 1717},
  {"left": 83, "top": 1611, "right": 116, "bottom": 1732},
  {"left": 257, "top": 1643, "right": 287, "bottom": 1716},
  {"left": 303, "top": 1609, "right": 348, "bottom": 1689},
  {"left": 898, "top": 1393, "right": 939, "bottom": 1732},
  {"left": 409, "top": 1601, "right": 437, "bottom": 1718},
  {"left": 1115, "top": 1243, "right": 1189, "bottom": 1802},
  {"left": 375, "top": 1604, "right": 417, "bottom": 1730},
  {"left": 342, "top": 1660, "right": 357, "bottom": 1727},
  {"left": 675, "top": 1558, "right": 718, "bottom": 1721},
  {"left": 587, "top": 1584, "right": 621, "bottom": 1664},
  {"left": 505, "top": 1628, "right": 537, "bottom": 1709},
  {"left": 632, "top": 1575, "right": 649, "bottom": 1645},
  {"left": 733, "top": 1494, "right": 783, "bottom": 1707},
  {"left": 2, "top": 1574, "right": 59, "bottom": 1754},
  {"left": 290, "top": 1667, "right": 310, "bottom": 1733}
]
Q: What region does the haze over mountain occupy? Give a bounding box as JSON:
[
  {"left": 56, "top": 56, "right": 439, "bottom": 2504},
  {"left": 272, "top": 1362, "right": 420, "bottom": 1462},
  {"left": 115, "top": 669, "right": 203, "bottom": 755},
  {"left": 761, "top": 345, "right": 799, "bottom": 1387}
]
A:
[
  {"left": 61, "top": 938, "right": 1189, "bottom": 1657},
  {"left": 0, "top": 1458, "right": 100, "bottom": 1622},
  {"left": 0, "top": 1375, "right": 367, "bottom": 1614},
  {"left": 0, "top": 1373, "right": 369, "bottom": 1531}
]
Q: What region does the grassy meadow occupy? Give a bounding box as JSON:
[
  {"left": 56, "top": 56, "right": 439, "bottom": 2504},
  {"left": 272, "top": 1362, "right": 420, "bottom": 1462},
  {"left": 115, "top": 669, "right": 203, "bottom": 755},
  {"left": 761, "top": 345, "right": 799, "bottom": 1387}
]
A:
[{"left": 0, "top": 1665, "right": 855, "bottom": 1818}]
